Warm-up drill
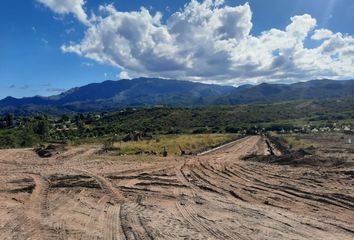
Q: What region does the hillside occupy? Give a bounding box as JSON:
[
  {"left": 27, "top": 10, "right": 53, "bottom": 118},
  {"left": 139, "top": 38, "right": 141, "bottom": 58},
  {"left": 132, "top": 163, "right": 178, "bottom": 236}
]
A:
[
  {"left": 0, "top": 78, "right": 353, "bottom": 115},
  {"left": 0, "top": 78, "right": 235, "bottom": 115},
  {"left": 213, "top": 79, "right": 354, "bottom": 105}
]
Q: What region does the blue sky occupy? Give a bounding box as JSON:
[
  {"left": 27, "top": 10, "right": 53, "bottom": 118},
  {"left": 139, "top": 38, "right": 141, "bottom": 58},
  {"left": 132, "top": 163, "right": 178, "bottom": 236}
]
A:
[{"left": 0, "top": 0, "right": 353, "bottom": 99}]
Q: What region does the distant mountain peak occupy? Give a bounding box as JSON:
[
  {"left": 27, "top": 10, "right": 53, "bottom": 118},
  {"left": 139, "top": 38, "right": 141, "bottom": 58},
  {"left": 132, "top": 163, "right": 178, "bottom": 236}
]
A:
[
  {"left": 0, "top": 78, "right": 235, "bottom": 115},
  {"left": 0, "top": 78, "right": 353, "bottom": 115}
]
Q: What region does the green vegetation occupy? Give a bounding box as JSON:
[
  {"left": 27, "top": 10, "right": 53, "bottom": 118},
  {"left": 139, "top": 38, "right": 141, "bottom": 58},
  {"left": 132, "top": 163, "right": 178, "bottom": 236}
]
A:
[
  {"left": 0, "top": 114, "right": 49, "bottom": 148},
  {"left": 0, "top": 97, "right": 353, "bottom": 149},
  {"left": 274, "top": 134, "right": 315, "bottom": 150},
  {"left": 110, "top": 134, "right": 236, "bottom": 156}
]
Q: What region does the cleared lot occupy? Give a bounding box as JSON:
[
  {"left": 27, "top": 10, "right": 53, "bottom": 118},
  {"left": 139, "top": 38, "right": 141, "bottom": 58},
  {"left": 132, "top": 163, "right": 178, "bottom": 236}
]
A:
[{"left": 0, "top": 135, "right": 353, "bottom": 239}]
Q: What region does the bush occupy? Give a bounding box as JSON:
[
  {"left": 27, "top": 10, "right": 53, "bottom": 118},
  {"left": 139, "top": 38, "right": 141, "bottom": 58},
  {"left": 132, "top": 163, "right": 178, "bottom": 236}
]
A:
[
  {"left": 192, "top": 127, "right": 210, "bottom": 134},
  {"left": 102, "top": 138, "right": 115, "bottom": 151},
  {"left": 20, "top": 131, "right": 40, "bottom": 147},
  {"left": 225, "top": 126, "right": 239, "bottom": 133},
  {"left": 0, "top": 134, "right": 17, "bottom": 148}
]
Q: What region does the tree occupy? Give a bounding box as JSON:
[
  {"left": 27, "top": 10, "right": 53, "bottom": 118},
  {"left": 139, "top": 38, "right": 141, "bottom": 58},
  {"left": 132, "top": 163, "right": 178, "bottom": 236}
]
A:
[
  {"left": 74, "top": 114, "right": 85, "bottom": 129},
  {"left": 61, "top": 114, "right": 70, "bottom": 123},
  {"left": 0, "top": 134, "right": 16, "bottom": 148},
  {"left": 5, "top": 113, "right": 14, "bottom": 127},
  {"left": 20, "top": 130, "right": 39, "bottom": 147},
  {"left": 33, "top": 120, "right": 49, "bottom": 139}
]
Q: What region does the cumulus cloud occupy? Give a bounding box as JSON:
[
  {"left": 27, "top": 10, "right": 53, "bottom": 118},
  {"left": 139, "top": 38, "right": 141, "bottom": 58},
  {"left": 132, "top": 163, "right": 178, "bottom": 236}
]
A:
[
  {"left": 119, "top": 71, "right": 130, "bottom": 79},
  {"left": 311, "top": 29, "right": 333, "bottom": 40},
  {"left": 37, "top": 0, "right": 89, "bottom": 25},
  {"left": 52, "top": 0, "right": 353, "bottom": 84}
]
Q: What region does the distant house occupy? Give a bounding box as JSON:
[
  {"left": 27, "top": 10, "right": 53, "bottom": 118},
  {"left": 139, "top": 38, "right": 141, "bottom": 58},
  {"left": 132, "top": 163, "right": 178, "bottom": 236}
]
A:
[
  {"left": 154, "top": 105, "right": 165, "bottom": 108},
  {"left": 320, "top": 127, "right": 331, "bottom": 132},
  {"left": 311, "top": 128, "right": 319, "bottom": 133},
  {"left": 56, "top": 127, "right": 78, "bottom": 132}
]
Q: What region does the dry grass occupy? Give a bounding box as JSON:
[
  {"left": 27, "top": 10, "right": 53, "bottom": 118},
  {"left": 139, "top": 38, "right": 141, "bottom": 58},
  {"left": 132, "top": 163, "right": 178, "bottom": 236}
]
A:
[
  {"left": 282, "top": 135, "right": 315, "bottom": 150},
  {"left": 112, "top": 134, "right": 237, "bottom": 156}
]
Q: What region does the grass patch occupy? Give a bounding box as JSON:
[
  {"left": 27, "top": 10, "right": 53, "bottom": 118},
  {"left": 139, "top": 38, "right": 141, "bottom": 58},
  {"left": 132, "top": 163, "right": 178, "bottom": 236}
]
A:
[
  {"left": 281, "top": 135, "right": 315, "bottom": 150},
  {"left": 112, "top": 134, "right": 237, "bottom": 156}
]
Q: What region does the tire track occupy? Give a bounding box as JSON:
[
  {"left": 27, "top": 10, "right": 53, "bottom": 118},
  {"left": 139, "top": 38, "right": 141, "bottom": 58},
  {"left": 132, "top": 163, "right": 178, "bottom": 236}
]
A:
[
  {"left": 1, "top": 135, "right": 353, "bottom": 240},
  {"left": 104, "top": 204, "right": 124, "bottom": 240},
  {"left": 71, "top": 169, "right": 127, "bottom": 239},
  {"left": 81, "top": 195, "right": 109, "bottom": 240},
  {"left": 175, "top": 161, "right": 249, "bottom": 240},
  {"left": 227, "top": 164, "right": 354, "bottom": 210},
  {"left": 120, "top": 202, "right": 152, "bottom": 240},
  {"left": 22, "top": 174, "right": 51, "bottom": 239},
  {"left": 72, "top": 168, "right": 125, "bottom": 203}
]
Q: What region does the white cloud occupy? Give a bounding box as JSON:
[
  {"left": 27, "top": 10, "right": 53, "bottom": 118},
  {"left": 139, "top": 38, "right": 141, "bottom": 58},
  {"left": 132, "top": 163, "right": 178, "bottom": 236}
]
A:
[
  {"left": 312, "top": 29, "right": 334, "bottom": 40},
  {"left": 119, "top": 71, "right": 130, "bottom": 79},
  {"left": 56, "top": 0, "right": 354, "bottom": 85},
  {"left": 37, "top": 0, "right": 89, "bottom": 25}
]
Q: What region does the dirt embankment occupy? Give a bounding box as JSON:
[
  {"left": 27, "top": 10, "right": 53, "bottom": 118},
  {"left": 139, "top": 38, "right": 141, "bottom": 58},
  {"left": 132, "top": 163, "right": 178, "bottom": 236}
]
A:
[{"left": 243, "top": 135, "right": 354, "bottom": 168}]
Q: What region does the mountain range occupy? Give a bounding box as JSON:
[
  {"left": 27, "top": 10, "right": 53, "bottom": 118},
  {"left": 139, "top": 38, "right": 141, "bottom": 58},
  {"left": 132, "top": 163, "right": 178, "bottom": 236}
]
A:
[{"left": 1, "top": 78, "right": 353, "bottom": 115}]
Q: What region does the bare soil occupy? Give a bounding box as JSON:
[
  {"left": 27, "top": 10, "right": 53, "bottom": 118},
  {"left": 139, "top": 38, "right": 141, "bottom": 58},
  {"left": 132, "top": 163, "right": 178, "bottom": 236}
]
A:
[{"left": 0, "top": 135, "right": 353, "bottom": 240}]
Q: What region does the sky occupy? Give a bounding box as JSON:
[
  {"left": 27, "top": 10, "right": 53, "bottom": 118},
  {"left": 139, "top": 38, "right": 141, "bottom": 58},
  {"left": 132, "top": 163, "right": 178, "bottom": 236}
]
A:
[{"left": 0, "top": 0, "right": 353, "bottom": 99}]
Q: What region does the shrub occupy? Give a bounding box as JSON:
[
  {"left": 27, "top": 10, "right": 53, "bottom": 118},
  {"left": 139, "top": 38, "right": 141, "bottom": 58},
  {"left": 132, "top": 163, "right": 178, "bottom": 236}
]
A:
[
  {"left": 192, "top": 127, "right": 210, "bottom": 134},
  {"left": 0, "top": 134, "right": 17, "bottom": 148},
  {"left": 225, "top": 126, "right": 239, "bottom": 133},
  {"left": 102, "top": 138, "right": 115, "bottom": 151}
]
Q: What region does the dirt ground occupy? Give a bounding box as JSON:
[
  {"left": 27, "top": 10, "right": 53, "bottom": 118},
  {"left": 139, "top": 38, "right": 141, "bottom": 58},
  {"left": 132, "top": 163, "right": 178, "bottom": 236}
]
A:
[{"left": 0, "top": 135, "right": 353, "bottom": 240}]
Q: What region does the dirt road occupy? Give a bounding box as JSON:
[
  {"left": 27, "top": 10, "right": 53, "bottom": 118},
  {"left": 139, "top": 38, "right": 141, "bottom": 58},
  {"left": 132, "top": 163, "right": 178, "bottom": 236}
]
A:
[{"left": 0, "top": 136, "right": 353, "bottom": 239}]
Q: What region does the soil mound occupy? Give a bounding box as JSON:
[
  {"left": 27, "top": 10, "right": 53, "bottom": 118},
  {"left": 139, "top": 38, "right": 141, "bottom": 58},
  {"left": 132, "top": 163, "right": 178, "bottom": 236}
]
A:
[
  {"left": 34, "top": 143, "right": 67, "bottom": 158},
  {"left": 243, "top": 148, "right": 352, "bottom": 167}
]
